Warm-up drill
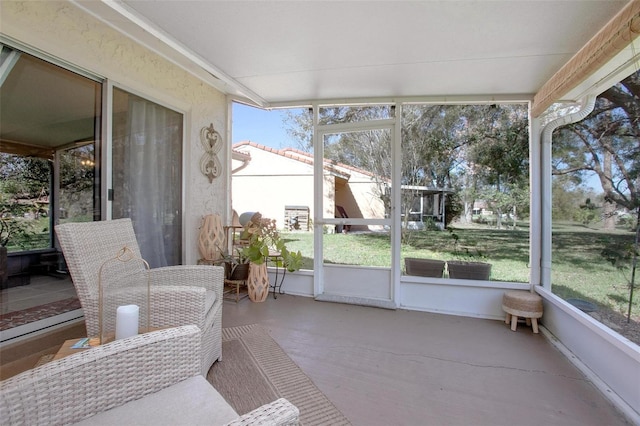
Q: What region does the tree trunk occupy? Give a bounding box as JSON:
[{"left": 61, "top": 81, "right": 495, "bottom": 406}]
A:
[
  {"left": 462, "top": 201, "right": 473, "bottom": 224},
  {"left": 603, "top": 200, "right": 617, "bottom": 230},
  {"left": 601, "top": 150, "right": 616, "bottom": 231}
]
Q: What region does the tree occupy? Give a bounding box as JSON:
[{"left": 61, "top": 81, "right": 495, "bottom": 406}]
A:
[
  {"left": 401, "top": 104, "right": 480, "bottom": 227},
  {"left": 0, "top": 146, "right": 95, "bottom": 250},
  {"left": 552, "top": 176, "right": 599, "bottom": 222},
  {"left": 401, "top": 105, "right": 481, "bottom": 188},
  {"left": 553, "top": 70, "right": 640, "bottom": 230},
  {"left": 282, "top": 103, "right": 530, "bottom": 230},
  {"left": 464, "top": 104, "right": 530, "bottom": 228},
  {"left": 285, "top": 105, "right": 396, "bottom": 217},
  {"left": 284, "top": 109, "right": 313, "bottom": 152}
]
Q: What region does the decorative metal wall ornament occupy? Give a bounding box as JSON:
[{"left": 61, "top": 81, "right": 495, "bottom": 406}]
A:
[{"left": 200, "top": 123, "right": 223, "bottom": 183}]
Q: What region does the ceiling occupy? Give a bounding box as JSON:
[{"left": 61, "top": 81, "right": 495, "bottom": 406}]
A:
[
  {"left": 76, "top": 0, "right": 632, "bottom": 108},
  {"left": 1, "top": 1, "right": 637, "bottom": 156},
  {"left": 0, "top": 48, "right": 101, "bottom": 157}
]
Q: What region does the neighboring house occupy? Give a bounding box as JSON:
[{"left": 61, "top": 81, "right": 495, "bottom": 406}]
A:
[
  {"left": 231, "top": 141, "right": 385, "bottom": 232},
  {"left": 232, "top": 142, "right": 453, "bottom": 231},
  {"left": 472, "top": 200, "right": 493, "bottom": 216},
  {"left": 402, "top": 185, "right": 452, "bottom": 230}
]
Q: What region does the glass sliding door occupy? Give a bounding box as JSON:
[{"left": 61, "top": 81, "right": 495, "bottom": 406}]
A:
[
  {"left": 0, "top": 44, "right": 101, "bottom": 338},
  {"left": 111, "top": 88, "right": 183, "bottom": 267}
]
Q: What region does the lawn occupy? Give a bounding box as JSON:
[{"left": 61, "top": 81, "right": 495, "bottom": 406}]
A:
[
  {"left": 9, "top": 218, "right": 638, "bottom": 339},
  {"left": 280, "top": 222, "right": 639, "bottom": 325}
]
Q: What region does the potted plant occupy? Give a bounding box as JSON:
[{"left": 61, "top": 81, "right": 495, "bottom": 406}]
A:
[
  {"left": 219, "top": 247, "right": 251, "bottom": 281},
  {"left": 239, "top": 214, "right": 302, "bottom": 271},
  {"left": 236, "top": 213, "right": 303, "bottom": 301}
]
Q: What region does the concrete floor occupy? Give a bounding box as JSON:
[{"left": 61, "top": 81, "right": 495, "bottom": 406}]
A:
[
  {"left": 1, "top": 293, "right": 632, "bottom": 425},
  {"left": 222, "top": 295, "right": 631, "bottom": 426}
]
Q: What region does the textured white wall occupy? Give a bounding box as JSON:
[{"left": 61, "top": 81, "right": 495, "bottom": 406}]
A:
[
  {"left": 232, "top": 144, "right": 385, "bottom": 229},
  {"left": 232, "top": 145, "right": 314, "bottom": 228},
  {"left": 1, "top": 1, "right": 228, "bottom": 264}
]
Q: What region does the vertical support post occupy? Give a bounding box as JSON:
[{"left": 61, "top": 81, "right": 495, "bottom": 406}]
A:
[
  {"left": 529, "top": 107, "right": 542, "bottom": 288},
  {"left": 312, "top": 104, "right": 323, "bottom": 297},
  {"left": 392, "top": 103, "right": 402, "bottom": 306}
]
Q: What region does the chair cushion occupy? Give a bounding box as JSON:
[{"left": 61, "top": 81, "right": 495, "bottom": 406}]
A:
[{"left": 74, "top": 376, "right": 238, "bottom": 425}]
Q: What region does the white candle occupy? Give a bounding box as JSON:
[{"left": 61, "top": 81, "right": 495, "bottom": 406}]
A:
[{"left": 115, "top": 304, "right": 139, "bottom": 340}]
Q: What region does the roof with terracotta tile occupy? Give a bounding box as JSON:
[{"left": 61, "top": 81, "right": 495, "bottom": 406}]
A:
[{"left": 232, "top": 141, "right": 382, "bottom": 180}]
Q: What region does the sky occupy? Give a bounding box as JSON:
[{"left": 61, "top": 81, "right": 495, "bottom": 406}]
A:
[
  {"left": 231, "top": 102, "right": 604, "bottom": 192},
  {"left": 231, "top": 103, "right": 303, "bottom": 150}
]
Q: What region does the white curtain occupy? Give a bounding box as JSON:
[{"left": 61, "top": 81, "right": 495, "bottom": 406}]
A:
[{"left": 112, "top": 89, "right": 182, "bottom": 267}]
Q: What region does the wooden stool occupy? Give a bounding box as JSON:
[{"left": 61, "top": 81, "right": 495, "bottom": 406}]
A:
[{"left": 502, "top": 290, "right": 543, "bottom": 333}]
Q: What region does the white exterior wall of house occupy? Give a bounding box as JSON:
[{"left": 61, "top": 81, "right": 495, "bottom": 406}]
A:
[
  {"left": 232, "top": 143, "right": 386, "bottom": 231},
  {"left": 334, "top": 170, "right": 386, "bottom": 232},
  {"left": 0, "top": 1, "right": 228, "bottom": 265},
  {"left": 232, "top": 144, "right": 314, "bottom": 229},
  {"left": 322, "top": 175, "right": 336, "bottom": 231}
]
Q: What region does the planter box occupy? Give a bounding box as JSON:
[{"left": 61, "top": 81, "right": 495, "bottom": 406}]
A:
[
  {"left": 405, "top": 258, "right": 446, "bottom": 278},
  {"left": 447, "top": 261, "right": 492, "bottom": 280}
]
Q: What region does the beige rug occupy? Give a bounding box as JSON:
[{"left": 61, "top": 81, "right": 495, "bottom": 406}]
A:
[{"left": 208, "top": 324, "right": 350, "bottom": 426}]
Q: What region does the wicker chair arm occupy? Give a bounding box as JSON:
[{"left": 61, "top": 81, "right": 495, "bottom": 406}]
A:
[
  {"left": 149, "top": 285, "right": 207, "bottom": 328},
  {"left": 0, "top": 326, "right": 201, "bottom": 426},
  {"left": 149, "top": 265, "right": 224, "bottom": 297},
  {"left": 79, "top": 286, "right": 207, "bottom": 337},
  {"left": 225, "top": 398, "right": 300, "bottom": 426}
]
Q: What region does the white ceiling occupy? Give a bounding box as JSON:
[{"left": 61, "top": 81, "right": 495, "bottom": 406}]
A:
[{"left": 76, "top": 0, "right": 631, "bottom": 108}]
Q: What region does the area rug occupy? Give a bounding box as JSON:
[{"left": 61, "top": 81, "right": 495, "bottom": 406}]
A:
[
  {"left": 208, "top": 324, "right": 350, "bottom": 426},
  {"left": 0, "top": 297, "right": 81, "bottom": 331}
]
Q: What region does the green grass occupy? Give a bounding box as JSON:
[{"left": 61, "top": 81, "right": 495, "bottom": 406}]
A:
[
  {"left": 9, "top": 218, "right": 639, "bottom": 325},
  {"left": 550, "top": 224, "right": 637, "bottom": 321},
  {"left": 280, "top": 223, "right": 639, "bottom": 323}
]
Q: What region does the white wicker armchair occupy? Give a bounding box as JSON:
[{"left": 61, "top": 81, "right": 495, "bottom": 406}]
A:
[
  {"left": 55, "top": 219, "right": 224, "bottom": 375},
  {"left": 0, "top": 326, "right": 299, "bottom": 425}
]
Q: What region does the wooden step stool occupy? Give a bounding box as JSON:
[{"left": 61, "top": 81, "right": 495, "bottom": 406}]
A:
[{"left": 502, "top": 290, "right": 543, "bottom": 333}]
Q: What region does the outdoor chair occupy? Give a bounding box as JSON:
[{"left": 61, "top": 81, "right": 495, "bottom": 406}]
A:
[
  {"left": 55, "top": 219, "right": 224, "bottom": 375},
  {"left": 0, "top": 326, "right": 299, "bottom": 425}
]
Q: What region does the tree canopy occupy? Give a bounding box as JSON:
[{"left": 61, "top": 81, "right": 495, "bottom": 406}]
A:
[
  {"left": 553, "top": 70, "right": 640, "bottom": 229},
  {"left": 283, "top": 103, "right": 530, "bottom": 228}
]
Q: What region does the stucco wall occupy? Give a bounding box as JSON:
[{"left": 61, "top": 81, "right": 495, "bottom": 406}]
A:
[
  {"left": 233, "top": 145, "right": 314, "bottom": 228},
  {"left": 232, "top": 144, "right": 385, "bottom": 230},
  {"left": 342, "top": 172, "right": 386, "bottom": 220},
  {"left": 1, "top": 1, "right": 228, "bottom": 264}
]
